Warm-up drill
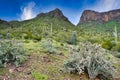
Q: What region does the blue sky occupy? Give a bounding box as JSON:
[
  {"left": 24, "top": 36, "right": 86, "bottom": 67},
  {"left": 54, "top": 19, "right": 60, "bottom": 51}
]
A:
[{"left": 0, "top": 0, "right": 120, "bottom": 25}]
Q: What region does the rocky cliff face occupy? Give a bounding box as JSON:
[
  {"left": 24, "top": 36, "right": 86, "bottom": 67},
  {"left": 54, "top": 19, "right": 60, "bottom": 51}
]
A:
[{"left": 78, "top": 9, "right": 120, "bottom": 25}]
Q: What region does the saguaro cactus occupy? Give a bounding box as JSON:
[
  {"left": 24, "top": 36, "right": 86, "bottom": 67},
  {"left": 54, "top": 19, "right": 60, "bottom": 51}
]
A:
[
  {"left": 0, "top": 34, "right": 3, "bottom": 40},
  {"left": 113, "top": 26, "right": 118, "bottom": 44},
  {"left": 71, "top": 31, "right": 77, "bottom": 45},
  {"left": 50, "top": 23, "right": 53, "bottom": 36},
  {"left": 6, "top": 32, "right": 10, "bottom": 39}
]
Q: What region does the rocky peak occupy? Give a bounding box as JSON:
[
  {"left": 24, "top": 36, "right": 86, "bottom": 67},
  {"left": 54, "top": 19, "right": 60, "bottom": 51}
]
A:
[
  {"left": 78, "top": 9, "right": 120, "bottom": 25},
  {"left": 49, "top": 8, "right": 63, "bottom": 16},
  {"left": 37, "top": 8, "right": 71, "bottom": 23}
]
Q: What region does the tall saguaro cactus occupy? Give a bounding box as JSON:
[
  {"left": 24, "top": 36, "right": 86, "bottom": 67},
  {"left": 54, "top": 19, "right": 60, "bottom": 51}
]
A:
[
  {"left": 71, "top": 31, "right": 77, "bottom": 45},
  {"left": 50, "top": 23, "right": 53, "bottom": 36},
  {"left": 113, "top": 26, "right": 118, "bottom": 44}
]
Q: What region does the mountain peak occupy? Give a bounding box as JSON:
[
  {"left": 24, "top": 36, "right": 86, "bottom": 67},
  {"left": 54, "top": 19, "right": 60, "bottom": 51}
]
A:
[
  {"left": 53, "top": 8, "right": 61, "bottom": 12},
  {"left": 37, "top": 8, "right": 63, "bottom": 18},
  {"left": 37, "top": 8, "right": 71, "bottom": 23},
  {"left": 49, "top": 8, "right": 64, "bottom": 18}
]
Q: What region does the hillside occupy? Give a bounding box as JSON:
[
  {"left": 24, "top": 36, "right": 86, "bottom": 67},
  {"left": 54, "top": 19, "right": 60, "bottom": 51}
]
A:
[{"left": 0, "top": 8, "right": 120, "bottom": 80}]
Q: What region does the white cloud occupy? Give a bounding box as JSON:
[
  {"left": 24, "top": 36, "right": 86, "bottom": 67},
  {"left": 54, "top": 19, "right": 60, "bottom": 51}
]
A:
[
  {"left": 21, "top": 2, "right": 36, "bottom": 20},
  {"left": 86, "top": 0, "right": 120, "bottom": 12}
]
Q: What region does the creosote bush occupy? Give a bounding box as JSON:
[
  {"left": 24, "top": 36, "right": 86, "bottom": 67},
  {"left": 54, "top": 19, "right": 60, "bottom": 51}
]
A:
[
  {"left": 63, "top": 42, "right": 117, "bottom": 80},
  {"left": 0, "top": 40, "right": 27, "bottom": 67}
]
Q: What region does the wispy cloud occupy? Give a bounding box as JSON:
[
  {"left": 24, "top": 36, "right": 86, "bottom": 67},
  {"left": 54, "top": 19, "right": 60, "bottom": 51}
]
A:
[
  {"left": 20, "top": 2, "right": 36, "bottom": 20},
  {"left": 86, "top": 0, "right": 120, "bottom": 12}
]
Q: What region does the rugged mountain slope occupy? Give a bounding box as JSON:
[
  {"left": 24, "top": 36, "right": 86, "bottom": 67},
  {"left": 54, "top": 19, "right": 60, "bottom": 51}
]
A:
[
  {"left": 0, "top": 8, "right": 74, "bottom": 31},
  {"left": 11, "top": 8, "right": 73, "bottom": 28},
  {"left": 78, "top": 9, "right": 120, "bottom": 25}
]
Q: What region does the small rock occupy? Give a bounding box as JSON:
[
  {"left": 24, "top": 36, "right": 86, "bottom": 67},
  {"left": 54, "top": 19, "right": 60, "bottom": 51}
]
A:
[
  {"left": 9, "top": 68, "right": 15, "bottom": 73},
  {"left": 26, "top": 72, "right": 31, "bottom": 75},
  {"left": 59, "top": 53, "right": 64, "bottom": 56},
  {"left": 43, "top": 56, "right": 51, "bottom": 63},
  {"left": 16, "top": 67, "right": 24, "bottom": 72}
]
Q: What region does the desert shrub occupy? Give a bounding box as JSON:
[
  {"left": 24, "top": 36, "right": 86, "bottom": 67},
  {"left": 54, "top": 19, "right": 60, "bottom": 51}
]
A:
[
  {"left": 32, "top": 35, "right": 42, "bottom": 41},
  {"left": 55, "top": 32, "right": 71, "bottom": 44},
  {"left": 101, "top": 40, "right": 115, "bottom": 50},
  {"left": 22, "top": 33, "right": 28, "bottom": 39},
  {"left": 24, "top": 34, "right": 30, "bottom": 39},
  {"left": 0, "top": 40, "right": 27, "bottom": 67},
  {"left": 111, "top": 43, "right": 120, "bottom": 52},
  {"left": 42, "top": 38, "right": 56, "bottom": 54},
  {"left": 23, "top": 32, "right": 42, "bottom": 41},
  {"left": 87, "top": 37, "right": 100, "bottom": 44},
  {"left": 24, "top": 40, "right": 30, "bottom": 43},
  {"left": 114, "top": 53, "right": 120, "bottom": 58},
  {"left": 63, "top": 42, "right": 116, "bottom": 80},
  {"left": 32, "top": 71, "right": 48, "bottom": 80},
  {"left": 24, "top": 33, "right": 33, "bottom": 39}
]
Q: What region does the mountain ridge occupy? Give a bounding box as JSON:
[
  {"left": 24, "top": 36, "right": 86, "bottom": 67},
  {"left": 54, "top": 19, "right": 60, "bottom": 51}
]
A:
[{"left": 0, "top": 8, "right": 120, "bottom": 28}]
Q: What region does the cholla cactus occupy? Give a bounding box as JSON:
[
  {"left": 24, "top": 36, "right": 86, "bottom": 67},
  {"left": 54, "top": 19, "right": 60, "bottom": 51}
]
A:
[
  {"left": 42, "top": 38, "right": 56, "bottom": 54},
  {"left": 63, "top": 42, "right": 116, "bottom": 80}
]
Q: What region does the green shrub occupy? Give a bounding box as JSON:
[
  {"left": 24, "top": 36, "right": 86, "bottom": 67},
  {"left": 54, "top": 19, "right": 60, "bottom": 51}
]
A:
[
  {"left": 101, "top": 40, "right": 115, "bottom": 50},
  {"left": 114, "top": 53, "right": 120, "bottom": 58},
  {"left": 111, "top": 43, "right": 120, "bottom": 52},
  {"left": 32, "top": 35, "right": 42, "bottom": 41},
  {"left": 24, "top": 40, "right": 30, "bottom": 43},
  {"left": 32, "top": 71, "right": 48, "bottom": 80},
  {"left": 55, "top": 32, "right": 71, "bottom": 44},
  {"left": 63, "top": 42, "right": 116, "bottom": 80},
  {"left": 0, "top": 40, "right": 27, "bottom": 67}
]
